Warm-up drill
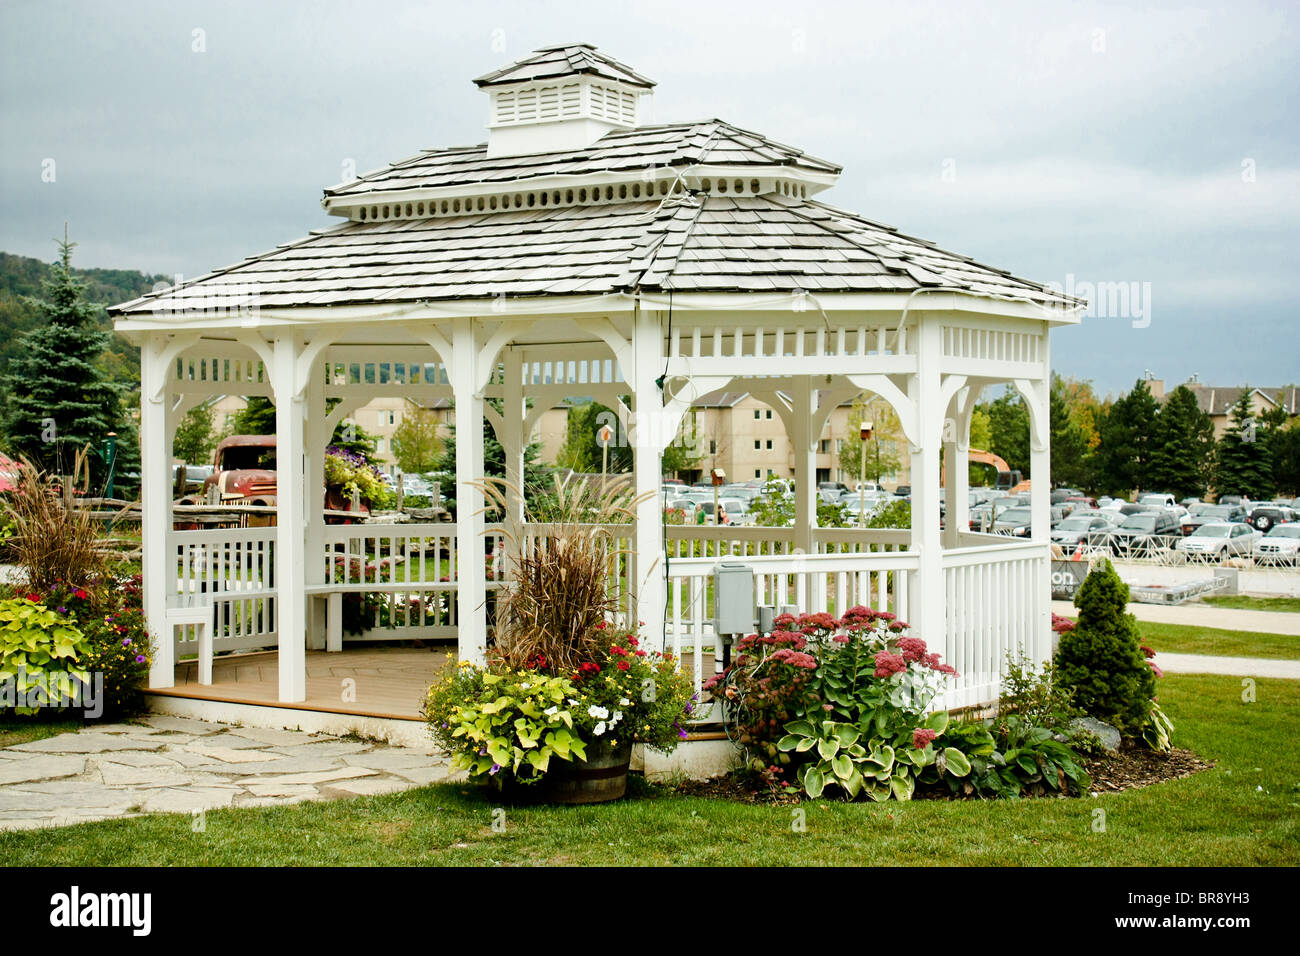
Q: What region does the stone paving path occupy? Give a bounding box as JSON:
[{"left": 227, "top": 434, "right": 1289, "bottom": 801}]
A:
[
  {"left": 1152, "top": 652, "right": 1300, "bottom": 679},
  {"left": 0, "top": 715, "right": 455, "bottom": 831},
  {"left": 1051, "top": 599, "right": 1300, "bottom": 636}
]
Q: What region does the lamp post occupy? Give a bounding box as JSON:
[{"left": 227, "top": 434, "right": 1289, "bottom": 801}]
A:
[
  {"left": 597, "top": 423, "right": 613, "bottom": 496},
  {"left": 711, "top": 467, "right": 726, "bottom": 525},
  {"left": 102, "top": 431, "right": 117, "bottom": 500},
  {"left": 859, "top": 421, "right": 872, "bottom": 528}
]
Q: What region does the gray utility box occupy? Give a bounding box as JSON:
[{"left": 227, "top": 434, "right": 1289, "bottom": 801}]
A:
[{"left": 713, "top": 562, "right": 755, "bottom": 637}]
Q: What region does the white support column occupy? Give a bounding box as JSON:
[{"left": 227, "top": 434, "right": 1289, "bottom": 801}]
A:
[
  {"left": 791, "top": 377, "right": 816, "bottom": 555},
  {"left": 501, "top": 347, "right": 525, "bottom": 526},
  {"left": 304, "top": 352, "right": 328, "bottom": 651},
  {"left": 630, "top": 309, "right": 666, "bottom": 651},
  {"left": 942, "top": 389, "right": 970, "bottom": 549},
  {"left": 1024, "top": 338, "right": 1052, "bottom": 662},
  {"left": 451, "top": 317, "right": 488, "bottom": 666},
  {"left": 272, "top": 334, "right": 307, "bottom": 702},
  {"left": 140, "top": 337, "right": 173, "bottom": 689},
  {"left": 907, "top": 315, "right": 946, "bottom": 648}
]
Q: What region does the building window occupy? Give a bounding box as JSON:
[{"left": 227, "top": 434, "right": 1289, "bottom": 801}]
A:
[
  {"left": 754, "top": 410, "right": 760, "bottom": 420},
  {"left": 819, "top": 439, "right": 829, "bottom": 453},
  {"left": 766, "top": 410, "right": 773, "bottom": 419},
  {"left": 766, "top": 439, "right": 773, "bottom": 450},
  {"left": 376, "top": 438, "right": 386, "bottom": 454},
  {"left": 709, "top": 440, "right": 717, "bottom": 454},
  {"left": 754, "top": 470, "right": 761, "bottom": 478},
  {"left": 754, "top": 440, "right": 761, "bottom": 450},
  {"left": 836, "top": 439, "right": 844, "bottom": 452}
]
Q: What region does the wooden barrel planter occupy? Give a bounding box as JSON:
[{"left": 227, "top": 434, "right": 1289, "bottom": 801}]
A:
[{"left": 544, "top": 739, "right": 633, "bottom": 804}]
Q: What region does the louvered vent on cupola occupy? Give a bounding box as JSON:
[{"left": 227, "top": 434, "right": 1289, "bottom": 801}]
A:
[{"left": 475, "top": 43, "right": 655, "bottom": 158}]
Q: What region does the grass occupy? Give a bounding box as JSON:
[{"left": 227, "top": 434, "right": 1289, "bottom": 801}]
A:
[
  {"left": 1201, "top": 595, "right": 1300, "bottom": 614},
  {"left": 1090, "top": 620, "right": 1297, "bottom": 660},
  {"left": 0, "top": 718, "right": 82, "bottom": 749},
  {"left": 1, "top": 673, "right": 1296, "bottom": 866}
]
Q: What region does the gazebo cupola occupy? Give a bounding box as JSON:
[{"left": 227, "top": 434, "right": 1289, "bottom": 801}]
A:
[{"left": 475, "top": 42, "right": 656, "bottom": 158}]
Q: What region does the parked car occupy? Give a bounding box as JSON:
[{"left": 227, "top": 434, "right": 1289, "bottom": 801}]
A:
[
  {"left": 1176, "top": 522, "right": 1260, "bottom": 560},
  {"left": 1181, "top": 503, "right": 1246, "bottom": 535},
  {"left": 1253, "top": 525, "right": 1300, "bottom": 565},
  {"left": 1246, "top": 505, "right": 1296, "bottom": 533},
  {"left": 894, "top": 485, "right": 911, "bottom": 498},
  {"left": 992, "top": 506, "right": 1033, "bottom": 536},
  {"left": 1092, "top": 510, "right": 1182, "bottom": 555},
  {"left": 173, "top": 463, "right": 213, "bottom": 493},
  {"left": 1050, "top": 512, "right": 1115, "bottom": 547},
  {"left": 1139, "top": 493, "right": 1177, "bottom": 509},
  {"left": 1050, "top": 488, "right": 1083, "bottom": 504}
]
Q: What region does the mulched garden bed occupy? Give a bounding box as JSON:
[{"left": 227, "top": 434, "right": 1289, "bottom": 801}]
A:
[
  {"left": 1082, "top": 743, "right": 1212, "bottom": 794},
  {"left": 667, "top": 742, "right": 1212, "bottom": 804}
]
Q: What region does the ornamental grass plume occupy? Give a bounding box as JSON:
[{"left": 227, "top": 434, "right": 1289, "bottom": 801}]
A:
[
  {"left": 473, "top": 474, "right": 656, "bottom": 673},
  {"left": 2, "top": 454, "right": 108, "bottom": 593}
]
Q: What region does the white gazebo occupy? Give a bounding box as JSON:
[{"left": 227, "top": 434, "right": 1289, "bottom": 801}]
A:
[{"left": 113, "top": 43, "right": 1083, "bottom": 716}]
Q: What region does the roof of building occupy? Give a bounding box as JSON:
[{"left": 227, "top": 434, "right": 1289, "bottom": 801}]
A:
[
  {"left": 474, "top": 43, "right": 656, "bottom": 89},
  {"left": 323, "top": 120, "right": 838, "bottom": 201},
  {"left": 1182, "top": 384, "right": 1300, "bottom": 416},
  {"left": 114, "top": 188, "right": 1073, "bottom": 314},
  {"left": 112, "top": 48, "right": 1080, "bottom": 319}
]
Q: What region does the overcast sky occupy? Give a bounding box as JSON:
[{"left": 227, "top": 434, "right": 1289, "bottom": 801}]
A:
[{"left": 2, "top": 0, "right": 1296, "bottom": 397}]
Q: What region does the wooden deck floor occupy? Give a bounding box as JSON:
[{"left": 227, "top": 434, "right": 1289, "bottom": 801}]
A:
[{"left": 153, "top": 645, "right": 452, "bottom": 720}]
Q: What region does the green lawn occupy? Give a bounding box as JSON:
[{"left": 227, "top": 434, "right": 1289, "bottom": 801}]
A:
[
  {"left": 0, "top": 719, "right": 82, "bottom": 750},
  {"left": 1056, "top": 617, "right": 1299, "bottom": 660},
  {"left": 2, "top": 673, "right": 1296, "bottom": 866},
  {"left": 1202, "top": 595, "right": 1300, "bottom": 614}
]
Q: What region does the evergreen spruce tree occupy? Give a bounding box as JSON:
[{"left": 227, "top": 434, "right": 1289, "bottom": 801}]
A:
[
  {"left": 1097, "top": 378, "right": 1158, "bottom": 496},
  {"left": 1148, "top": 384, "right": 1214, "bottom": 499},
  {"left": 1053, "top": 558, "right": 1157, "bottom": 734},
  {"left": 1, "top": 238, "right": 125, "bottom": 486},
  {"left": 1212, "top": 388, "right": 1273, "bottom": 498},
  {"left": 1049, "top": 377, "right": 1089, "bottom": 489}
]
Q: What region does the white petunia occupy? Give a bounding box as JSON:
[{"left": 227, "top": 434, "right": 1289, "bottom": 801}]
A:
[
  {"left": 594, "top": 721, "right": 607, "bottom": 736},
  {"left": 619, "top": 698, "right": 631, "bottom": 706},
  {"left": 587, "top": 705, "right": 609, "bottom": 719},
  {"left": 544, "top": 705, "right": 558, "bottom": 717}
]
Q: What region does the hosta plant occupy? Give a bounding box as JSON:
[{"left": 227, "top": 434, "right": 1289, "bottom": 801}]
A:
[{"left": 0, "top": 596, "right": 91, "bottom": 713}]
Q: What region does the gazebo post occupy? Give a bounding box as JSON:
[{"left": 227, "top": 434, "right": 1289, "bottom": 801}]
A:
[
  {"left": 140, "top": 335, "right": 174, "bottom": 689},
  {"left": 631, "top": 307, "right": 666, "bottom": 650},
  {"left": 942, "top": 388, "right": 971, "bottom": 549},
  {"left": 304, "top": 356, "right": 328, "bottom": 650},
  {"left": 272, "top": 333, "right": 308, "bottom": 702},
  {"left": 501, "top": 347, "right": 526, "bottom": 526},
  {"left": 908, "top": 314, "right": 946, "bottom": 649},
  {"left": 790, "top": 377, "right": 816, "bottom": 556},
  {"left": 451, "top": 316, "right": 487, "bottom": 666}
]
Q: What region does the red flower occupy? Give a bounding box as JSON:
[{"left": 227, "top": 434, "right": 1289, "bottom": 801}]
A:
[
  {"left": 610, "top": 645, "right": 627, "bottom": 656},
  {"left": 24, "top": 593, "right": 41, "bottom": 603},
  {"left": 634, "top": 650, "right": 646, "bottom": 657},
  {"left": 616, "top": 661, "right": 630, "bottom": 671},
  {"left": 912, "top": 728, "right": 937, "bottom": 749},
  {"left": 898, "top": 637, "right": 928, "bottom": 663},
  {"left": 873, "top": 651, "right": 907, "bottom": 678}
]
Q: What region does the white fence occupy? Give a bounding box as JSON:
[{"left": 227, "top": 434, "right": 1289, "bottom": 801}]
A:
[
  {"left": 169, "top": 527, "right": 278, "bottom": 658},
  {"left": 665, "top": 549, "right": 920, "bottom": 714},
  {"left": 940, "top": 541, "right": 1047, "bottom": 711}
]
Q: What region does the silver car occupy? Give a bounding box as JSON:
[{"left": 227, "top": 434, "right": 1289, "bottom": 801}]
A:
[
  {"left": 1253, "top": 525, "right": 1300, "bottom": 566},
  {"left": 1176, "top": 522, "right": 1260, "bottom": 561}
]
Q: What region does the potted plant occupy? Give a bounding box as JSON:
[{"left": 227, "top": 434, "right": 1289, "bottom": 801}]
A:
[{"left": 423, "top": 476, "right": 696, "bottom": 802}]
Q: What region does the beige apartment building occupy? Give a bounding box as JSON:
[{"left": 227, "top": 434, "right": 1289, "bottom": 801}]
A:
[
  {"left": 1147, "top": 375, "right": 1299, "bottom": 440},
  {"left": 194, "top": 391, "right": 910, "bottom": 489}
]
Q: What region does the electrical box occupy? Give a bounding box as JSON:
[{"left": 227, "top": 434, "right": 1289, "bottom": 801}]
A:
[{"left": 713, "top": 562, "right": 754, "bottom": 636}]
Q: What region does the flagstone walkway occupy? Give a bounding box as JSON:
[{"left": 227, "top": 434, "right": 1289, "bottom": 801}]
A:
[{"left": 0, "top": 714, "right": 456, "bottom": 831}]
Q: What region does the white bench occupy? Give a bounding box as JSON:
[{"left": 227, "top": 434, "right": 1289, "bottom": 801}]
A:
[{"left": 306, "top": 582, "right": 461, "bottom": 652}]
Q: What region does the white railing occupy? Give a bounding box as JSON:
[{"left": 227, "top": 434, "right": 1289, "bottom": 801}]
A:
[
  {"left": 940, "top": 540, "right": 1047, "bottom": 711},
  {"left": 170, "top": 527, "right": 278, "bottom": 657},
  {"left": 666, "top": 549, "right": 920, "bottom": 711},
  {"left": 322, "top": 523, "right": 460, "bottom": 638}
]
